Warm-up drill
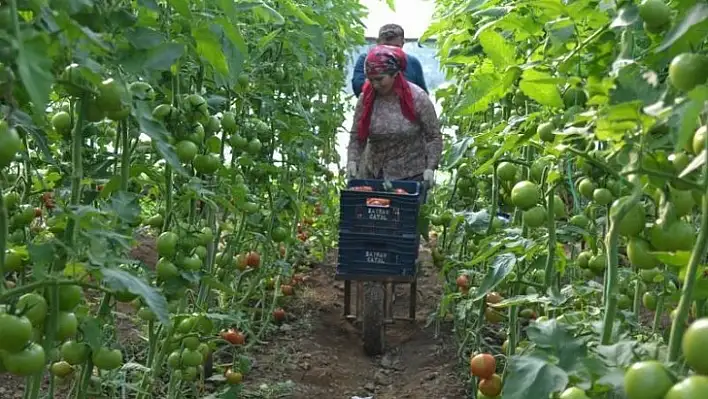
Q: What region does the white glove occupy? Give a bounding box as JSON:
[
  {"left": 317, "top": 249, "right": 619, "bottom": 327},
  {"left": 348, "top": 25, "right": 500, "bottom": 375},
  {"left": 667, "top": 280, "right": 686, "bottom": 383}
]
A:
[
  {"left": 347, "top": 161, "right": 357, "bottom": 178},
  {"left": 423, "top": 169, "right": 435, "bottom": 187}
]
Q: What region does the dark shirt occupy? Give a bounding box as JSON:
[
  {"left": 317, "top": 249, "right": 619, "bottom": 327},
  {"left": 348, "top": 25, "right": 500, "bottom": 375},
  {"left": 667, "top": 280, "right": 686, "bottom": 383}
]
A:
[{"left": 351, "top": 51, "right": 428, "bottom": 97}]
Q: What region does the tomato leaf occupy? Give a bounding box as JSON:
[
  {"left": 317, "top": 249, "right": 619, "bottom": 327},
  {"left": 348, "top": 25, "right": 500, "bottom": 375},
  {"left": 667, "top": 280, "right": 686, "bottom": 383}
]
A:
[
  {"left": 519, "top": 69, "right": 564, "bottom": 108},
  {"left": 610, "top": 4, "right": 639, "bottom": 28},
  {"left": 15, "top": 31, "right": 54, "bottom": 115},
  {"left": 192, "top": 24, "right": 230, "bottom": 76},
  {"left": 652, "top": 251, "right": 692, "bottom": 268},
  {"left": 680, "top": 151, "right": 705, "bottom": 178},
  {"left": 478, "top": 30, "right": 516, "bottom": 69},
  {"left": 503, "top": 354, "right": 569, "bottom": 399},
  {"left": 656, "top": 3, "right": 708, "bottom": 52},
  {"left": 101, "top": 268, "right": 170, "bottom": 325},
  {"left": 142, "top": 43, "right": 185, "bottom": 71},
  {"left": 281, "top": 0, "right": 318, "bottom": 25},
  {"left": 169, "top": 0, "right": 192, "bottom": 18},
  {"left": 441, "top": 136, "right": 473, "bottom": 169},
  {"left": 472, "top": 253, "right": 516, "bottom": 300}
]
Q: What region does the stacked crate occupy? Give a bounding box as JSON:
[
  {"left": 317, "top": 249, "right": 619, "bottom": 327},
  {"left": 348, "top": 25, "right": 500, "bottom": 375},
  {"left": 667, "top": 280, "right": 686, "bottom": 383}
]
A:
[{"left": 336, "top": 179, "right": 426, "bottom": 279}]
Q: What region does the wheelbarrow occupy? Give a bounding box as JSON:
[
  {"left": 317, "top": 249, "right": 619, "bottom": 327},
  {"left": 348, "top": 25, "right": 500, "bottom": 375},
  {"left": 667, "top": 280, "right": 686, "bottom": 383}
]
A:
[{"left": 335, "top": 179, "right": 427, "bottom": 356}]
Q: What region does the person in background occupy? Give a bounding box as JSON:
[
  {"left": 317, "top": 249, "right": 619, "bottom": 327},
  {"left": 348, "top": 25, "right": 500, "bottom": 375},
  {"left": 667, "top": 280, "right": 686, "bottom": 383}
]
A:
[
  {"left": 351, "top": 24, "right": 428, "bottom": 98},
  {"left": 347, "top": 44, "right": 442, "bottom": 190}
]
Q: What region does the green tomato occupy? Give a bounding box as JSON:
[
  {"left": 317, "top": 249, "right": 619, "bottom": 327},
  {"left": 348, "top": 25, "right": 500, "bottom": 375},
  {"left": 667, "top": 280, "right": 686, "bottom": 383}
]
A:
[
  {"left": 57, "top": 312, "right": 78, "bottom": 341},
  {"left": 623, "top": 360, "right": 673, "bottom": 399},
  {"left": 156, "top": 231, "right": 178, "bottom": 257},
  {"left": 3, "top": 342, "right": 46, "bottom": 376},
  {"left": 180, "top": 349, "right": 203, "bottom": 367},
  {"left": 16, "top": 293, "right": 48, "bottom": 327},
  {"left": 60, "top": 341, "right": 89, "bottom": 365},
  {"left": 57, "top": 285, "right": 83, "bottom": 311},
  {"left": 92, "top": 347, "right": 123, "bottom": 370},
  {"left": 0, "top": 314, "right": 33, "bottom": 351},
  {"left": 0, "top": 121, "right": 22, "bottom": 168}
]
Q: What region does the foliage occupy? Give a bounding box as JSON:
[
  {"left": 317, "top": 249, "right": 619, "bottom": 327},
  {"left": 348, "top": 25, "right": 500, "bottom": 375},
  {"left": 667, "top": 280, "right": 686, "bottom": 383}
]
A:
[
  {"left": 426, "top": 0, "right": 708, "bottom": 398},
  {"left": 0, "top": 0, "right": 365, "bottom": 397}
]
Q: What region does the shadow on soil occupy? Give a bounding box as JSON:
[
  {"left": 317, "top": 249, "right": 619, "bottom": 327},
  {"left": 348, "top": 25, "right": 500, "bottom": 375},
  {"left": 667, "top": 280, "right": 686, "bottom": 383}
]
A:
[{"left": 245, "top": 247, "right": 468, "bottom": 399}]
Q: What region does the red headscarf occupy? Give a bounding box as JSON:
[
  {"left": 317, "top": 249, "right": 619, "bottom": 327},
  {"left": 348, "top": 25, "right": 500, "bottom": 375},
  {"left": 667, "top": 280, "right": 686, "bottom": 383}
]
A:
[{"left": 357, "top": 45, "right": 417, "bottom": 143}]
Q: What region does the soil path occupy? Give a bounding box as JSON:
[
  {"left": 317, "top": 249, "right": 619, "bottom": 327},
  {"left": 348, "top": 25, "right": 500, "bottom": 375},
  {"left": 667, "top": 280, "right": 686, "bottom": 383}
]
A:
[{"left": 245, "top": 246, "right": 468, "bottom": 399}]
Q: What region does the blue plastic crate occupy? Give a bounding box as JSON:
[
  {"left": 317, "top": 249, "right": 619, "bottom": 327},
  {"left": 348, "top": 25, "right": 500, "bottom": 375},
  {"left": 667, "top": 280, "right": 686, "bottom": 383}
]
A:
[
  {"left": 336, "top": 231, "right": 419, "bottom": 277},
  {"left": 339, "top": 179, "right": 425, "bottom": 236}
]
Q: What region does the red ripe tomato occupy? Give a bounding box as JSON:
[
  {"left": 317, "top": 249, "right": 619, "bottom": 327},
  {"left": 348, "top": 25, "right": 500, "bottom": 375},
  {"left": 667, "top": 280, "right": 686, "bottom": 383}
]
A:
[
  {"left": 221, "top": 329, "right": 245, "bottom": 345},
  {"left": 272, "top": 308, "right": 286, "bottom": 322},
  {"left": 456, "top": 275, "right": 469, "bottom": 289},
  {"left": 246, "top": 251, "right": 260, "bottom": 268},
  {"left": 34, "top": 208, "right": 42, "bottom": 217},
  {"left": 281, "top": 284, "right": 294, "bottom": 296},
  {"left": 96, "top": 184, "right": 104, "bottom": 191},
  {"left": 470, "top": 353, "right": 496, "bottom": 379}
]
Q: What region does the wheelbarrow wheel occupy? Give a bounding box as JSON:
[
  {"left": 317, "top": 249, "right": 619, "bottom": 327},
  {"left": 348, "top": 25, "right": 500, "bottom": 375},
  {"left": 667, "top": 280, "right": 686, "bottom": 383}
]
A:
[{"left": 362, "top": 281, "right": 385, "bottom": 356}]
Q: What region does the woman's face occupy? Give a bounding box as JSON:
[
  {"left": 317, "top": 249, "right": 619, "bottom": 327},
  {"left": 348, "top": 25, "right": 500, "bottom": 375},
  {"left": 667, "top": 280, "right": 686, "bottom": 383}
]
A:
[{"left": 368, "top": 73, "right": 396, "bottom": 95}]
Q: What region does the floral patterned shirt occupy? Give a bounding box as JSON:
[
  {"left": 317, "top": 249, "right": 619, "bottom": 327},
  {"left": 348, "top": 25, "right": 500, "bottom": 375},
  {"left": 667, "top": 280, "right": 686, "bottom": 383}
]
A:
[{"left": 347, "top": 83, "right": 443, "bottom": 180}]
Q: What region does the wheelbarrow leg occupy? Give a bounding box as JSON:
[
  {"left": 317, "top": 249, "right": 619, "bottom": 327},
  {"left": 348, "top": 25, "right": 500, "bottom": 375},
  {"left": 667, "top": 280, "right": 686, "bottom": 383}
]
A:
[
  {"left": 409, "top": 280, "right": 417, "bottom": 320},
  {"left": 384, "top": 283, "right": 394, "bottom": 323},
  {"left": 344, "top": 280, "right": 351, "bottom": 317}
]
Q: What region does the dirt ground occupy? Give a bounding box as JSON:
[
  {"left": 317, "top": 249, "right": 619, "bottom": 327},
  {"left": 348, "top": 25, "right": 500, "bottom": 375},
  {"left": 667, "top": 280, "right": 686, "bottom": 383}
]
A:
[
  {"left": 244, "top": 246, "right": 469, "bottom": 399},
  {"left": 0, "top": 236, "right": 468, "bottom": 399}
]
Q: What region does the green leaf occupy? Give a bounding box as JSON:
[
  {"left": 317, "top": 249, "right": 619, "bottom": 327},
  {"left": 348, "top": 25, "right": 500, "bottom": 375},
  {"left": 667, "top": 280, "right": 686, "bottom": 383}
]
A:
[
  {"left": 610, "top": 4, "right": 639, "bottom": 28},
  {"left": 193, "top": 24, "right": 229, "bottom": 76},
  {"left": 656, "top": 4, "right": 708, "bottom": 52},
  {"left": 472, "top": 253, "right": 516, "bottom": 300},
  {"left": 478, "top": 30, "right": 516, "bottom": 69},
  {"left": 101, "top": 268, "right": 170, "bottom": 325},
  {"left": 442, "top": 136, "right": 474, "bottom": 169},
  {"left": 503, "top": 355, "right": 569, "bottom": 399},
  {"left": 609, "top": 63, "right": 662, "bottom": 105},
  {"left": 169, "top": 0, "right": 192, "bottom": 18},
  {"left": 527, "top": 319, "right": 587, "bottom": 369},
  {"left": 143, "top": 42, "right": 185, "bottom": 71},
  {"left": 222, "top": 0, "right": 284, "bottom": 24},
  {"left": 201, "top": 276, "right": 234, "bottom": 295},
  {"left": 519, "top": 69, "right": 564, "bottom": 108},
  {"left": 680, "top": 151, "right": 704, "bottom": 178},
  {"left": 460, "top": 210, "right": 491, "bottom": 233},
  {"left": 455, "top": 61, "right": 512, "bottom": 114},
  {"left": 651, "top": 251, "right": 691, "bottom": 267},
  {"left": 385, "top": 0, "right": 396, "bottom": 11},
  {"left": 281, "top": 0, "right": 317, "bottom": 25},
  {"left": 16, "top": 32, "right": 54, "bottom": 115}
]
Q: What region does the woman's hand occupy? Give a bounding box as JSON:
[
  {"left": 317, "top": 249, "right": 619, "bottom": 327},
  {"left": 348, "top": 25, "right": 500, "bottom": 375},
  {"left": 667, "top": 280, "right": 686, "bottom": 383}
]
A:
[
  {"left": 424, "top": 169, "right": 435, "bottom": 188},
  {"left": 347, "top": 161, "right": 357, "bottom": 179}
]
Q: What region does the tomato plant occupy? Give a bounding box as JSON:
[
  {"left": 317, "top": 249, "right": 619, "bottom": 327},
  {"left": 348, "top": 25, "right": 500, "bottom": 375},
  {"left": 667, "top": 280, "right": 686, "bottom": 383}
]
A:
[
  {"left": 425, "top": 0, "right": 708, "bottom": 397},
  {"left": 0, "top": 0, "right": 363, "bottom": 396}
]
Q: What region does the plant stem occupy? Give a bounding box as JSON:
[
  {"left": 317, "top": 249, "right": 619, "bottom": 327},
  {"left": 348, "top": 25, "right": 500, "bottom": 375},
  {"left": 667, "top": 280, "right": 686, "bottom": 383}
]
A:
[
  {"left": 600, "top": 190, "right": 641, "bottom": 345},
  {"left": 667, "top": 133, "right": 708, "bottom": 360},
  {"left": 544, "top": 187, "right": 557, "bottom": 292},
  {"left": 64, "top": 97, "right": 88, "bottom": 245},
  {"left": 0, "top": 181, "right": 6, "bottom": 295},
  {"left": 120, "top": 120, "right": 131, "bottom": 191}
]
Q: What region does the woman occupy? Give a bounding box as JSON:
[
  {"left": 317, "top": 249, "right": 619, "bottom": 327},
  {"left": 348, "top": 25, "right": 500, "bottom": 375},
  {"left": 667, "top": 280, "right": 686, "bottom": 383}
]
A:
[{"left": 346, "top": 45, "right": 442, "bottom": 188}]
